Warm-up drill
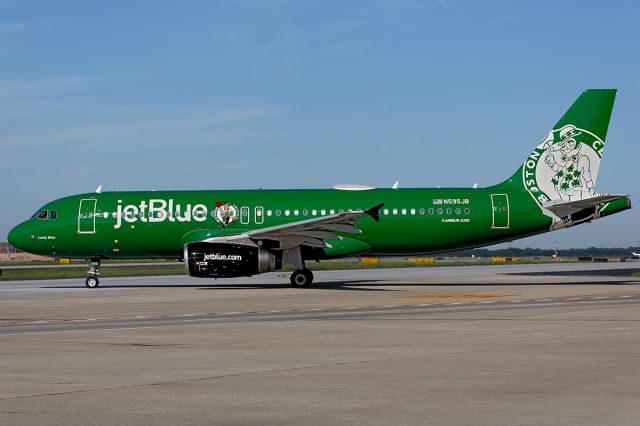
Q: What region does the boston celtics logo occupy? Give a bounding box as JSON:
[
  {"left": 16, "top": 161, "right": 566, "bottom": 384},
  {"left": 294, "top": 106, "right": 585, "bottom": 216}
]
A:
[
  {"left": 523, "top": 124, "right": 604, "bottom": 205},
  {"left": 214, "top": 201, "right": 238, "bottom": 228}
]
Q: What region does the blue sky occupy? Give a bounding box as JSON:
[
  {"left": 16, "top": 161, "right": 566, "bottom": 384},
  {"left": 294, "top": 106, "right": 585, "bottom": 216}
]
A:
[{"left": 1, "top": 0, "right": 639, "bottom": 249}]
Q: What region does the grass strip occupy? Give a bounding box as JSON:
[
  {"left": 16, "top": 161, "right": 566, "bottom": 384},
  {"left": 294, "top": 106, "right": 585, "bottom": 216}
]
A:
[{"left": 0, "top": 259, "right": 576, "bottom": 281}]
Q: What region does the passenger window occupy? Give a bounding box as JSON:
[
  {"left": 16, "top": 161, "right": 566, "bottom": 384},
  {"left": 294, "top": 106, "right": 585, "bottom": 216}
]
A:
[
  {"left": 303, "top": 209, "right": 308, "bottom": 216},
  {"left": 275, "top": 209, "right": 281, "bottom": 216},
  {"left": 321, "top": 209, "right": 326, "bottom": 215},
  {"left": 330, "top": 209, "right": 335, "bottom": 215},
  {"left": 312, "top": 209, "right": 317, "bottom": 216},
  {"left": 410, "top": 208, "right": 416, "bottom": 215},
  {"left": 446, "top": 208, "right": 452, "bottom": 215},
  {"left": 464, "top": 208, "right": 471, "bottom": 215},
  {"left": 401, "top": 208, "right": 407, "bottom": 215},
  {"left": 392, "top": 208, "right": 398, "bottom": 215},
  {"left": 428, "top": 208, "right": 434, "bottom": 215},
  {"left": 294, "top": 209, "right": 299, "bottom": 216},
  {"left": 437, "top": 208, "right": 443, "bottom": 215},
  {"left": 419, "top": 208, "right": 425, "bottom": 215},
  {"left": 455, "top": 208, "right": 461, "bottom": 215},
  {"left": 285, "top": 210, "right": 290, "bottom": 216},
  {"left": 49, "top": 210, "right": 57, "bottom": 220},
  {"left": 267, "top": 210, "right": 272, "bottom": 217},
  {"left": 38, "top": 211, "right": 48, "bottom": 220},
  {"left": 383, "top": 208, "right": 389, "bottom": 215}
]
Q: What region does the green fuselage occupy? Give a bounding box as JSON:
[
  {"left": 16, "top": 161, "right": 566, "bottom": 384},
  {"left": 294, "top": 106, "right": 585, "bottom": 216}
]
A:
[{"left": 8, "top": 184, "right": 629, "bottom": 261}]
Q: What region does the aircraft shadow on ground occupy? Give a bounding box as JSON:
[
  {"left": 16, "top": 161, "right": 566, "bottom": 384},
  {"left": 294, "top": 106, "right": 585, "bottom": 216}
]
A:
[{"left": 45, "top": 277, "right": 640, "bottom": 291}]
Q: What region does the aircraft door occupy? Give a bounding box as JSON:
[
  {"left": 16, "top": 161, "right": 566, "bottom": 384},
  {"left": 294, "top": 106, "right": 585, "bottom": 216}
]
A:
[
  {"left": 78, "top": 198, "right": 97, "bottom": 234},
  {"left": 491, "top": 194, "right": 510, "bottom": 229}
]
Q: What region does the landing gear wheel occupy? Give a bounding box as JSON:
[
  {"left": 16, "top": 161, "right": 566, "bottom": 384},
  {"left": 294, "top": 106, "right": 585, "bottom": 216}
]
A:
[
  {"left": 290, "top": 268, "right": 313, "bottom": 288},
  {"left": 85, "top": 258, "right": 101, "bottom": 289},
  {"left": 85, "top": 276, "right": 99, "bottom": 288}
]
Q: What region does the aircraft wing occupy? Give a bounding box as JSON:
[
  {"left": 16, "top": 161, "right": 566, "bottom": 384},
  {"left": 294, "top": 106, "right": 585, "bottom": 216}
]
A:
[
  {"left": 202, "top": 203, "right": 384, "bottom": 249},
  {"left": 543, "top": 194, "right": 628, "bottom": 217}
]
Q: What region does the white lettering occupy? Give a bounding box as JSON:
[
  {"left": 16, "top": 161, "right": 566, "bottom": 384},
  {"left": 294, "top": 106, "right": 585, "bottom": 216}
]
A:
[
  {"left": 139, "top": 200, "right": 148, "bottom": 223},
  {"left": 204, "top": 253, "right": 242, "bottom": 261},
  {"left": 112, "top": 198, "right": 216, "bottom": 228},
  {"left": 115, "top": 200, "right": 123, "bottom": 229},
  {"left": 593, "top": 140, "right": 604, "bottom": 154},
  {"left": 192, "top": 204, "right": 207, "bottom": 222},
  {"left": 149, "top": 199, "right": 168, "bottom": 222},
  {"left": 168, "top": 199, "right": 175, "bottom": 222},
  {"left": 123, "top": 205, "right": 138, "bottom": 223},
  {"left": 175, "top": 203, "right": 192, "bottom": 222}
]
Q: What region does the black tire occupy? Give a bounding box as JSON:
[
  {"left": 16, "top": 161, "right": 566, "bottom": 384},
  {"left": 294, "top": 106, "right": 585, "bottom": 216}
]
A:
[
  {"left": 290, "top": 268, "right": 313, "bottom": 288},
  {"left": 85, "top": 276, "right": 99, "bottom": 288}
]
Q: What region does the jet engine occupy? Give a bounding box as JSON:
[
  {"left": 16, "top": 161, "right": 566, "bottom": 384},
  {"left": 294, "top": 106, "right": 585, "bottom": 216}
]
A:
[{"left": 183, "top": 242, "right": 279, "bottom": 278}]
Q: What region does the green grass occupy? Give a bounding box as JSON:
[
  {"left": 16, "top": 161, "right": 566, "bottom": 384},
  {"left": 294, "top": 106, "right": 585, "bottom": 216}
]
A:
[
  {"left": 0, "top": 265, "right": 186, "bottom": 281},
  {"left": 0, "top": 259, "right": 177, "bottom": 267}
]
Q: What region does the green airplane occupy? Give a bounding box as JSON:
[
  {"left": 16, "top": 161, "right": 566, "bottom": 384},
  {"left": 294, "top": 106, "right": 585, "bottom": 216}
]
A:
[{"left": 8, "top": 89, "right": 631, "bottom": 288}]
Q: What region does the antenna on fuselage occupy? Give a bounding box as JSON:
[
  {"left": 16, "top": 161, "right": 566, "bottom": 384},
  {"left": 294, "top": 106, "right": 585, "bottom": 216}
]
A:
[
  {"left": 392, "top": 181, "right": 399, "bottom": 190},
  {"left": 472, "top": 182, "right": 478, "bottom": 189},
  {"left": 95, "top": 185, "right": 102, "bottom": 194}
]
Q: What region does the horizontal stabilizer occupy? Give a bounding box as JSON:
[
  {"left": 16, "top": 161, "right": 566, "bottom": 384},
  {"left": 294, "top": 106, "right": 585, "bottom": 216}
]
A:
[{"left": 543, "top": 194, "right": 628, "bottom": 216}]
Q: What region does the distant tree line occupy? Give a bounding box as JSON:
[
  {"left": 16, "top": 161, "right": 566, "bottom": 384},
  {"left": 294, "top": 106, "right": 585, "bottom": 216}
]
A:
[{"left": 447, "top": 247, "right": 640, "bottom": 258}]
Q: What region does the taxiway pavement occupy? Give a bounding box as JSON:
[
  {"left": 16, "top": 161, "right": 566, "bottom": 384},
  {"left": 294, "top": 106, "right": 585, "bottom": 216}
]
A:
[{"left": 1, "top": 263, "right": 639, "bottom": 425}]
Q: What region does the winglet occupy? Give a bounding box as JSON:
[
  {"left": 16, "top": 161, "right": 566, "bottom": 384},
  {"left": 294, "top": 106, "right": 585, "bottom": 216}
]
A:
[{"left": 364, "top": 203, "right": 385, "bottom": 222}]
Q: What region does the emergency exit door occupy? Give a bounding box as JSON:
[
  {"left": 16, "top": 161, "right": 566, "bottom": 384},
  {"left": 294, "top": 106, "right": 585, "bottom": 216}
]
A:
[{"left": 491, "top": 194, "right": 510, "bottom": 229}]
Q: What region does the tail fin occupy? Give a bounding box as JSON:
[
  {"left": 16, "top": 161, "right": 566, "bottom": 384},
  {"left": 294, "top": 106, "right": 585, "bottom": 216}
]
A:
[{"left": 501, "top": 89, "right": 617, "bottom": 206}]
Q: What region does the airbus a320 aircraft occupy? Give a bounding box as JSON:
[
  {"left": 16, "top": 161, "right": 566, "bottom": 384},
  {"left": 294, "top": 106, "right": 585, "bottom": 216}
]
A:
[{"left": 8, "top": 89, "right": 631, "bottom": 288}]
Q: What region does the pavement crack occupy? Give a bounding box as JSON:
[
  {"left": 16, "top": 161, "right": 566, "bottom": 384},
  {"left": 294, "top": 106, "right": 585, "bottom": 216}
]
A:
[{"left": 0, "top": 360, "right": 369, "bottom": 402}]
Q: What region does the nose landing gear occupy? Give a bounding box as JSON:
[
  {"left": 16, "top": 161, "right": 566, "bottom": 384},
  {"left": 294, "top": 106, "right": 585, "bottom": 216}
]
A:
[{"left": 85, "top": 258, "right": 101, "bottom": 288}]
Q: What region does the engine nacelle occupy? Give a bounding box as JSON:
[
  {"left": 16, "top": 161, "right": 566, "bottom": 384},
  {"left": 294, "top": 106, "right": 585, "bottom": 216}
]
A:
[{"left": 184, "top": 242, "right": 278, "bottom": 278}]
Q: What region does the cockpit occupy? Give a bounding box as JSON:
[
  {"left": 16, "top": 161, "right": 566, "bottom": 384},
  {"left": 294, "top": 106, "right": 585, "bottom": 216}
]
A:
[{"left": 31, "top": 210, "right": 57, "bottom": 220}]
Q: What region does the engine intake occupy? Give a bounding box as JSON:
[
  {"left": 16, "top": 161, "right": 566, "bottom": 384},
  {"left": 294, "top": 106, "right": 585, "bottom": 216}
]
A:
[{"left": 184, "top": 242, "right": 278, "bottom": 278}]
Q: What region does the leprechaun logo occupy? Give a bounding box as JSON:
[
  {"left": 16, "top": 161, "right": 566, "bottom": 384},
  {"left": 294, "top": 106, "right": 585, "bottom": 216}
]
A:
[
  {"left": 214, "top": 201, "right": 238, "bottom": 228},
  {"left": 523, "top": 124, "right": 604, "bottom": 205}
]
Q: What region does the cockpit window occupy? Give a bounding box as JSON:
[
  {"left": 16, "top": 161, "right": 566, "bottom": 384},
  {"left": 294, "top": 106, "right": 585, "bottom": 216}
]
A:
[
  {"left": 38, "top": 210, "right": 48, "bottom": 220},
  {"left": 31, "top": 211, "right": 41, "bottom": 219},
  {"left": 49, "top": 210, "right": 57, "bottom": 220}
]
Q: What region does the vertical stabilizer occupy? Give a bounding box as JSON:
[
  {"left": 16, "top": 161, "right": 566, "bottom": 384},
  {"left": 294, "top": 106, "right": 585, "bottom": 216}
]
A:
[{"left": 501, "top": 89, "right": 616, "bottom": 206}]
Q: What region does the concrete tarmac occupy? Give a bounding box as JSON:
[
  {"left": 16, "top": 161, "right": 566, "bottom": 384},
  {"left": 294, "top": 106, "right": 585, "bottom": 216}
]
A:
[{"left": 1, "top": 264, "right": 639, "bottom": 425}]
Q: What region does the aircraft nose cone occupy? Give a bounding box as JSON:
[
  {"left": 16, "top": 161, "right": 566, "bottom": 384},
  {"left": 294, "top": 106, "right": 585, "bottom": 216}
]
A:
[{"left": 8, "top": 222, "right": 29, "bottom": 252}]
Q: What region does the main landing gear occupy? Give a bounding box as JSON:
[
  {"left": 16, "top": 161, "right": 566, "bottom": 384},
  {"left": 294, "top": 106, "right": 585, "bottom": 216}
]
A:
[
  {"left": 290, "top": 268, "right": 313, "bottom": 288},
  {"left": 85, "top": 258, "right": 101, "bottom": 288}
]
